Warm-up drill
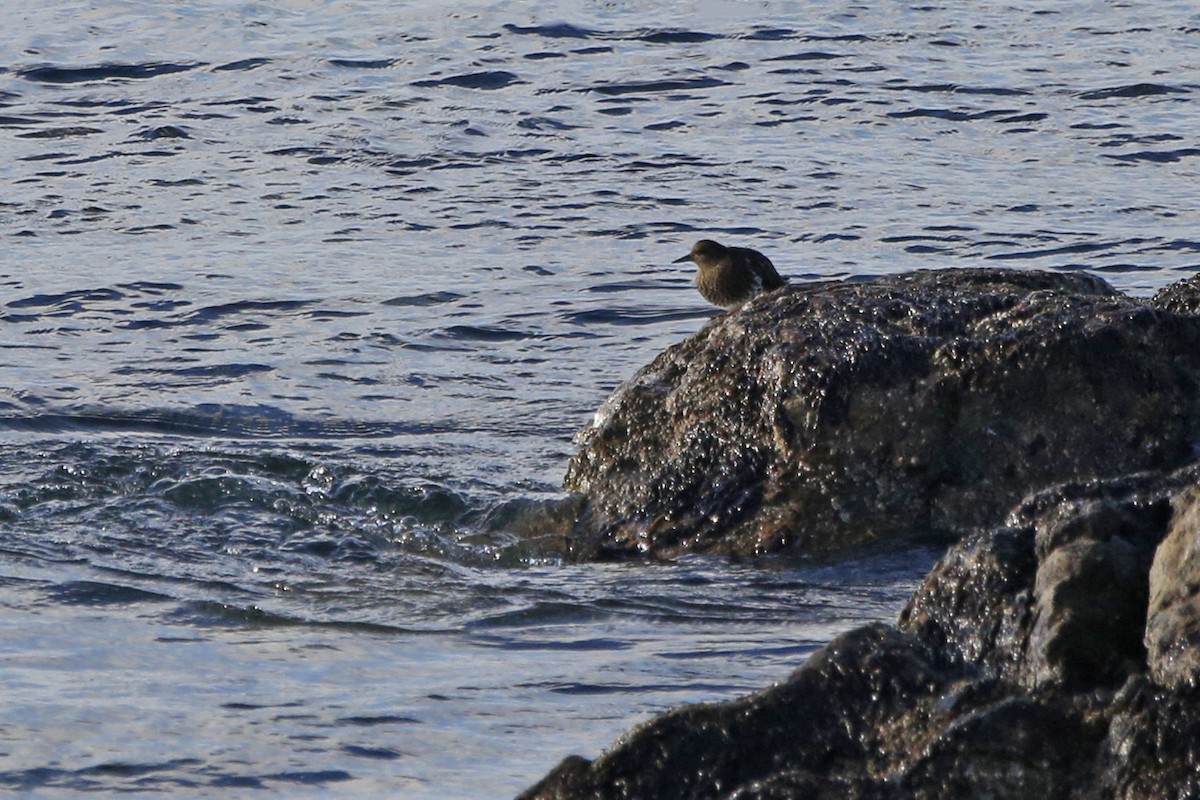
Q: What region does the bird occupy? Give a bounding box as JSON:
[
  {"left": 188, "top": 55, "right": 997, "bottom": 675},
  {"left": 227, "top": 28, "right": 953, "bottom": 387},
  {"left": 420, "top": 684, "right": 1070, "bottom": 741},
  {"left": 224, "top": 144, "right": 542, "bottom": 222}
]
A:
[{"left": 672, "top": 239, "right": 786, "bottom": 309}]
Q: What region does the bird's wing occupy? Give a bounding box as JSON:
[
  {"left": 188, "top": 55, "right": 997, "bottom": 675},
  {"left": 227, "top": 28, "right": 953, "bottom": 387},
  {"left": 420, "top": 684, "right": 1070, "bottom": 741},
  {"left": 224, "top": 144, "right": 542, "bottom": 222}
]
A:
[{"left": 733, "top": 247, "right": 786, "bottom": 288}]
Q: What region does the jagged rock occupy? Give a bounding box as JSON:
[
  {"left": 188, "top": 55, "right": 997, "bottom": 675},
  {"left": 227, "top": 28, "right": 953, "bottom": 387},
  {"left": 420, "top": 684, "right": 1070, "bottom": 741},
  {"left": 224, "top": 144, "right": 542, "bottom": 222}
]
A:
[
  {"left": 521, "top": 466, "right": 1200, "bottom": 800},
  {"left": 1146, "top": 485, "right": 1200, "bottom": 688},
  {"left": 901, "top": 469, "right": 1183, "bottom": 692},
  {"left": 564, "top": 268, "right": 1200, "bottom": 560}
]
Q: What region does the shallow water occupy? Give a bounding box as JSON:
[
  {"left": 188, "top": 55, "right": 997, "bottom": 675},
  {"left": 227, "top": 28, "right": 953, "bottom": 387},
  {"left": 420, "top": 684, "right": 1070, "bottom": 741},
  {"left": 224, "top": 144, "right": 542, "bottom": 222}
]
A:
[{"left": 2, "top": 1, "right": 1199, "bottom": 796}]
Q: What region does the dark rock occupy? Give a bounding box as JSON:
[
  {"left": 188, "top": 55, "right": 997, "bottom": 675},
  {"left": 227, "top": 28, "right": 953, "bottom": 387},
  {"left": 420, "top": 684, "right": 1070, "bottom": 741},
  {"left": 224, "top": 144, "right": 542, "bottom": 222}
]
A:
[
  {"left": 521, "top": 466, "right": 1200, "bottom": 799},
  {"left": 564, "top": 268, "right": 1200, "bottom": 560},
  {"left": 897, "top": 693, "right": 1105, "bottom": 800}
]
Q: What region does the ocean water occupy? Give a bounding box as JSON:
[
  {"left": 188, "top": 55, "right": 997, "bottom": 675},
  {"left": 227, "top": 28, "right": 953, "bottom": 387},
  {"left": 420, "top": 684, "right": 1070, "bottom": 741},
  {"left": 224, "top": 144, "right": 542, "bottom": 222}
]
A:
[{"left": 2, "top": 1, "right": 1199, "bottom": 796}]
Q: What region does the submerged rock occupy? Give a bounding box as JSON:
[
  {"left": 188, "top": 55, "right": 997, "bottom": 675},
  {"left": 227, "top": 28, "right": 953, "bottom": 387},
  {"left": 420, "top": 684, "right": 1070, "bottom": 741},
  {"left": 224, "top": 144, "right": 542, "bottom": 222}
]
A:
[
  {"left": 520, "top": 465, "right": 1200, "bottom": 799},
  {"left": 564, "top": 268, "right": 1200, "bottom": 559}
]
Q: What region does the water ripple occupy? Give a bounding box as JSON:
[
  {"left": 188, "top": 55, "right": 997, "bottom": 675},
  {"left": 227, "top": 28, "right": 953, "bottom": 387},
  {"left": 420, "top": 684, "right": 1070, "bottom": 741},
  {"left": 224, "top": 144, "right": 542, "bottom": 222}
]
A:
[{"left": 3, "top": 2, "right": 1200, "bottom": 796}]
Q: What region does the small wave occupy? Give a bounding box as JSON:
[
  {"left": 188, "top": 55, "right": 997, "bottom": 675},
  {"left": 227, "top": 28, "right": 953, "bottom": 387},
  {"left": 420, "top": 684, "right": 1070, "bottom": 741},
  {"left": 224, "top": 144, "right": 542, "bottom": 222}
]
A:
[
  {"left": 211, "top": 57, "right": 272, "bottom": 72},
  {"left": 121, "top": 283, "right": 183, "bottom": 294},
  {"left": 984, "top": 240, "right": 1124, "bottom": 260},
  {"left": 18, "top": 62, "right": 203, "bottom": 83},
  {"left": 111, "top": 298, "right": 313, "bottom": 330},
  {"left": 1090, "top": 263, "right": 1162, "bottom": 273},
  {"left": 45, "top": 580, "right": 172, "bottom": 606},
  {"left": 336, "top": 715, "right": 422, "bottom": 727},
  {"left": 632, "top": 29, "right": 721, "bottom": 44},
  {"left": 1103, "top": 148, "right": 1200, "bottom": 164},
  {"left": 258, "top": 770, "right": 353, "bottom": 787},
  {"left": 16, "top": 126, "right": 104, "bottom": 139},
  {"left": 132, "top": 125, "right": 190, "bottom": 140},
  {"left": 586, "top": 278, "right": 677, "bottom": 294},
  {"left": 382, "top": 291, "right": 465, "bottom": 307},
  {"left": 502, "top": 22, "right": 594, "bottom": 39},
  {"left": 502, "top": 23, "right": 720, "bottom": 44},
  {"left": 412, "top": 71, "right": 521, "bottom": 90},
  {"left": 1147, "top": 240, "right": 1200, "bottom": 253},
  {"left": 0, "top": 404, "right": 416, "bottom": 440},
  {"left": 306, "top": 308, "right": 371, "bottom": 320},
  {"left": 562, "top": 307, "right": 712, "bottom": 326},
  {"left": 1077, "top": 83, "right": 1189, "bottom": 100},
  {"left": 0, "top": 113, "right": 42, "bottom": 127},
  {"left": 439, "top": 324, "right": 536, "bottom": 342},
  {"left": 165, "top": 363, "right": 274, "bottom": 379},
  {"left": 880, "top": 233, "right": 971, "bottom": 244},
  {"left": 341, "top": 745, "right": 404, "bottom": 760},
  {"left": 6, "top": 287, "right": 125, "bottom": 310},
  {"left": 329, "top": 58, "right": 397, "bottom": 69},
  {"left": 0, "top": 405, "right": 290, "bottom": 438},
  {"left": 878, "top": 83, "right": 1031, "bottom": 97},
  {"left": 764, "top": 51, "right": 845, "bottom": 62},
  {"left": 0, "top": 759, "right": 207, "bottom": 793},
  {"left": 184, "top": 299, "right": 313, "bottom": 324},
  {"left": 516, "top": 115, "right": 584, "bottom": 131},
  {"left": 0, "top": 440, "right": 487, "bottom": 552},
  {"left": 385, "top": 156, "right": 439, "bottom": 170},
  {"left": 148, "top": 177, "right": 205, "bottom": 187},
  {"left": 887, "top": 107, "right": 1024, "bottom": 122},
  {"left": 587, "top": 76, "right": 731, "bottom": 97},
  {"left": 997, "top": 112, "right": 1048, "bottom": 124}
]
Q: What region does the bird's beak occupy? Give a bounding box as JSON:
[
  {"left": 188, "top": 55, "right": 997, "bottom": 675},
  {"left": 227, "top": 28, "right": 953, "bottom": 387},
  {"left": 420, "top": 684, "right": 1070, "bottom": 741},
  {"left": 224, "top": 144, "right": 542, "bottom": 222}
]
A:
[{"left": 672, "top": 254, "right": 693, "bottom": 264}]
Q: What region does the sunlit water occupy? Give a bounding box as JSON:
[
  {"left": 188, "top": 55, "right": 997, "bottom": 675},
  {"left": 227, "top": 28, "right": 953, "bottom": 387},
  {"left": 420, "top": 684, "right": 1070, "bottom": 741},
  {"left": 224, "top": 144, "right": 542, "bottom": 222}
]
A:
[{"left": 2, "top": 1, "right": 1199, "bottom": 796}]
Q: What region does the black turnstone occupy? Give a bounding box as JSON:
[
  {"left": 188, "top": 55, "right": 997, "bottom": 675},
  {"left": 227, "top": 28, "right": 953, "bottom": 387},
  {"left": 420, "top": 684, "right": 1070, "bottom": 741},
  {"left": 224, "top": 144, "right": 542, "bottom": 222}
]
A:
[{"left": 673, "top": 239, "right": 786, "bottom": 309}]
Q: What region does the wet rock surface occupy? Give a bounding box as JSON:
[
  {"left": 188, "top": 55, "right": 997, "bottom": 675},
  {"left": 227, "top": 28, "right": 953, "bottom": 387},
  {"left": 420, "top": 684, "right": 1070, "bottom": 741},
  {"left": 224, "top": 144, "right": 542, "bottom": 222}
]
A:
[
  {"left": 524, "top": 268, "right": 1200, "bottom": 798},
  {"left": 521, "top": 466, "right": 1200, "bottom": 800},
  {"left": 564, "top": 268, "right": 1200, "bottom": 560}
]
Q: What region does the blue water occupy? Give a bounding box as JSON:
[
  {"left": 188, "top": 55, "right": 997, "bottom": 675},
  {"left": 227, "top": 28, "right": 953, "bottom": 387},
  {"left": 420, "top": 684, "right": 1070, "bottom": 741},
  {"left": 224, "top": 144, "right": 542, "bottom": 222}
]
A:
[{"left": 2, "top": 1, "right": 1199, "bottom": 796}]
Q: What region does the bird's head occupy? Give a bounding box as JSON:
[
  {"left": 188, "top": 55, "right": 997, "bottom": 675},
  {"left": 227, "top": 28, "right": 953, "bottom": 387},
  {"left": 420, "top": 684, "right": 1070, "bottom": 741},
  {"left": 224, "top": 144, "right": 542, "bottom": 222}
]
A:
[{"left": 673, "top": 239, "right": 728, "bottom": 268}]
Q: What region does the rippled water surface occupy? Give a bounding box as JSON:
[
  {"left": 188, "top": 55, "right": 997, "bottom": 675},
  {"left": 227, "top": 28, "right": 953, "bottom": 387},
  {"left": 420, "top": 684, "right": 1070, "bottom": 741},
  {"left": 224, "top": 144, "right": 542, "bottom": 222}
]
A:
[{"left": 3, "top": 1, "right": 1200, "bottom": 796}]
